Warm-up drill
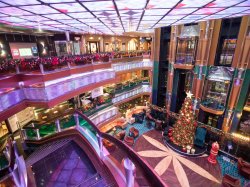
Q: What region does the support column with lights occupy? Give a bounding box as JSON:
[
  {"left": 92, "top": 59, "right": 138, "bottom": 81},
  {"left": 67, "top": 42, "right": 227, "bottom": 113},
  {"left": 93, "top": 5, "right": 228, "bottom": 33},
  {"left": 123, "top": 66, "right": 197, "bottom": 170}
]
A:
[
  {"left": 151, "top": 27, "right": 171, "bottom": 108},
  {"left": 222, "top": 16, "right": 250, "bottom": 133},
  {"left": 151, "top": 28, "right": 161, "bottom": 105},
  {"left": 166, "top": 25, "right": 178, "bottom": 119},
  {"left": 193, "top": 21, "right": 214, "bottom": 112}
]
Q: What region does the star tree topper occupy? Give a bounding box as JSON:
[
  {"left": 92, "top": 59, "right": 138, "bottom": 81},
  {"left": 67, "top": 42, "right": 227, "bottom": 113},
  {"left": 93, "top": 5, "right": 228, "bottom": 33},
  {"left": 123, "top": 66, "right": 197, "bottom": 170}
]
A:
[{"left": 186, "top": 91, "right": 193, "bottom": 98}]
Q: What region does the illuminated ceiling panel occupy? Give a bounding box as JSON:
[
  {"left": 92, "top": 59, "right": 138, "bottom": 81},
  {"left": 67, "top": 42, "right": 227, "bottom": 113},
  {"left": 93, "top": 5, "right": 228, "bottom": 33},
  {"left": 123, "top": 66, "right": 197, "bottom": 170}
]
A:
[
  {"left": 169, "top": 8, "right": 197, "bottom": 15},
  {"left": 119, "top": 10, "right": 143, "bottom": 17},
  {"left": 51, "top": 3, "right": 86, "bottom": 13},
  {"left": 43, "top": 14, "right": 71, "bottom": 20},
  {"left": 142, "top": 16, "right": 163, "bottom": 21},
  {"left": 21, "top": 5, "right": 59, "bottom": 14},
  {"left": 0, "top": 0, "right": 40, "bottom": 5},
  {"left": 81, "top": 1, "right": 115, "bottom": 11},
  {"left": 56, "top": 19, "right": 80, "bottom": 24},
  {"left": 236, "top": 0, "right": 250, "bottom": 6},
  {"left": 22, "top": 15, "right": 49, "bottom": 21},
  {"left": 116, "top": 0, "right": 147, "bottom": 9},
  {"left": 206, "top": 0, "right": 245, "bottom": 7},
  {"left": 0, "top": 2, "right": 7, "bottom": 7},
  {"left": 144, "top": 9, "right": 170, "bottom": 16},
  {"left": 0, "top": 7, "right": 32, "bottom": 15},
  {"left": 41, "top": 0, "right": 75, "bottom": 3},
  {"left": 95, "top": 11, "right": 117, "bottom": 18},
  {"left": 147, "top": 0, "right": 179, "bottom": 9},
  {"left": 68, "top": 12, "right": 94, "bottom": 19},
  {"left": 194, "top": 8, "right": 224, "bottom": 15},
  {"left": 42, "top": 20, "right": 61, "bottom": 25},
  {"left": 177, "top": 0, "right": 212, "bottom": 8},
  {"left": 217, "top": 7, "right": 250, "bottom": 14},
  {"left": 0, "top": 17, "right": 26, "bottom": 23},
  {"left": 0, "top": 13, "right": 8, "bottom": 17},
  {"left": 163, "top": 15, "right": 186, "bottom": 20},
  {"left": 0, "top": 0, "right": 248, "bottom": 34}
]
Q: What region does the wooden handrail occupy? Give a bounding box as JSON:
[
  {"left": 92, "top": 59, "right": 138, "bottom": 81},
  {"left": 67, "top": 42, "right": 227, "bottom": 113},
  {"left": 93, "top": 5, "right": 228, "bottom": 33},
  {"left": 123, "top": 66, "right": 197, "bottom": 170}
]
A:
[{"left": 76, "top": 110, "right": 167, "bottom": 187}]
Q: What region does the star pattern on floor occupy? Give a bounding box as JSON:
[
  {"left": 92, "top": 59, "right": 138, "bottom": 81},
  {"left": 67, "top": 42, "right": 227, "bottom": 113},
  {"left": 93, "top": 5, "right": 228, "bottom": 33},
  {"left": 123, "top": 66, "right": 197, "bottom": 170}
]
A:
[{"left": 137, "top": 135, "right": 220, "bottom": 187}]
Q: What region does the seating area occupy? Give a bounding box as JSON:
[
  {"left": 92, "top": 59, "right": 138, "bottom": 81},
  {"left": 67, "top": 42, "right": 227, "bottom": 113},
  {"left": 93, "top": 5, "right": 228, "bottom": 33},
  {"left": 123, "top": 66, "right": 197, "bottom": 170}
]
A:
[
  {"left": 238, "top": 157, "right": 250, "bottom": 179},
  {"left": 218, "top": 155, "right": 250, "bottom": 186},
  {"left": 222, "top": 174, "right": 240, "bottom": 187}
]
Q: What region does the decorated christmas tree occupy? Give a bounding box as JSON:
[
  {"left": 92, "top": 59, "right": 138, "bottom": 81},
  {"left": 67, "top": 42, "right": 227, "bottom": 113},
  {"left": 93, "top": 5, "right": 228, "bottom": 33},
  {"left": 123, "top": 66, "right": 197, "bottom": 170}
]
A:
[{"left": 170, "top": 91, "right": 197, "bottom": 147}]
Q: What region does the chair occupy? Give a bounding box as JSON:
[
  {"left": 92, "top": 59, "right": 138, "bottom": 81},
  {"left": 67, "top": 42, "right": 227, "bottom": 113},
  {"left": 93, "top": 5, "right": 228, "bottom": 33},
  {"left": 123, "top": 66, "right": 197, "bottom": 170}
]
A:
[
  {"left": 222, "top": 174, "right": 240, "bottom": 187},
  {"left": 129, "top": 127, "right": 139, "bottom": 138},
  {"left": 238, "top": 157, "right": 250, "bottom": 179},
  {"left": 115, "top": 131, "right": 126, "bottom": 140},
  {"left": 194, "top": 127, "right": 207, "bottom": 148},
  {"left": 124, "top": 136, "right": 134, "bottom": 146}
]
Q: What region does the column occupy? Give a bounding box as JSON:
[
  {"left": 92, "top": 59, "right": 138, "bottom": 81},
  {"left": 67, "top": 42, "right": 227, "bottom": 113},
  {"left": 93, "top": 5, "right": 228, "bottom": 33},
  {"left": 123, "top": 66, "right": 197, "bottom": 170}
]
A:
[
  {"left": 166, "top": 25, "right": 178, "bottom": 119},
  {"left": 35, "top": 129, "right": 40, "bottom": 140},
  {"left": 222, "top": 69, "right": 244, "bottom": 132},
  {"left": 124, "top": 158, "right": 136, "bottom": 187},
  {"left": 96, "top": 134, "right": 103, "bottom": 158},
  {"left": 81, "top": 35, "right": 87, "bottom": 54},
  {"left": 74, "top": 113, "right": 80, "bottom": 127},
  {"left": 55, "top": 119, "right": 61, "bottom": 132},
  {"left": 3, "top": 147, "right": 10, "bottom": 161},
  {"left": 21, "top": 129, "right": 27, "bottom": 140},
  {"left": 151, "top": 28, "right": 161, "bottom": 104}
]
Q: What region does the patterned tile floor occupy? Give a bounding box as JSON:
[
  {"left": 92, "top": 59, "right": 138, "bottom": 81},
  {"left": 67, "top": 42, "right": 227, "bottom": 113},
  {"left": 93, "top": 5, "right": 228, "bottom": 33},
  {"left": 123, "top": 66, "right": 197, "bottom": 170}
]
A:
[{"left": 134, "top": 130, "right": 222, "bottom": 187}]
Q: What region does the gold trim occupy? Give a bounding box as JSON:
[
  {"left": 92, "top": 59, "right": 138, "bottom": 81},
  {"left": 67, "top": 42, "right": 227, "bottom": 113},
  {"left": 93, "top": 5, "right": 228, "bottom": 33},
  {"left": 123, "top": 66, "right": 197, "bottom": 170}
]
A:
[
  {"left": 200, "top": 104, "right": 224, "bottom": 115},
  {"left": 174, "top": 64, "right": 194, "bottom": 70}
]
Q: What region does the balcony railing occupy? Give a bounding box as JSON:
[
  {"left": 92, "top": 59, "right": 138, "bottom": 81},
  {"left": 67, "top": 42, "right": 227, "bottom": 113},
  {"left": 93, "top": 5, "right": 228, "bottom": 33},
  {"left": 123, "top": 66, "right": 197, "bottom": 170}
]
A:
[
  {"left": 20, "top": 110, "right": 165, "bottom": 187},
  {"left": 0, "top": 69, "right": 115, "bottom": 113},
  {"left": 112, "top": 59, "right": 153, "bottom": 72},
  {"left": 112, "top": 84, "right": 151, "bottom": 104},
  {"left": 0, "top": 51, "right": 148, "bottom": 75},
  {"left": 0, "top": 88, "right": 25, "bottom": 112}
]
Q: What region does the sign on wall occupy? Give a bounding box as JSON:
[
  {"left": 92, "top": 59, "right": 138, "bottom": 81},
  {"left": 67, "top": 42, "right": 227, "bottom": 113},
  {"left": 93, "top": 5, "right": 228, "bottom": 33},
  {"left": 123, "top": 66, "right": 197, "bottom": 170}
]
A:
[
  {"left": 8, "top": 107, "right": 35, "bottom": 133},
  {"left": 91, "top": 87, "right": 103, "bottom": 98}
]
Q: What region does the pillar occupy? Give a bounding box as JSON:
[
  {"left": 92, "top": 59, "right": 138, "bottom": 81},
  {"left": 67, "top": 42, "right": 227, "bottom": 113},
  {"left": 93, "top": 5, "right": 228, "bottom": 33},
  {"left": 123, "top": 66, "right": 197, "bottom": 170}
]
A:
[
  {"left": 74, "top": 113, "right": 80, "bottom": 127},
  {"left": 21, "top": 129, "right": 27, "bottom": 140},
  {"left": 124, "top": 158, "right": 136, "bottom": 187},
  {"left": 96, "top": 134, "right": 103, "bottom": 158},
  {"left": 3, "top": 147, "right": 10, "bottom": 161},
  {"left": 222, "top": 69, "right": 244, "bottom": 132},
  {"left": 151, "top": 28, "right": 161, "bottom": 105},
  {"left": 35, "top": 129, "right": 40, "bottom": 140},
  {"left": 81, "top": 35, "right": 87, "bottom": 54},
  {"left": 55, "top": 119, "right": 61, "bottom": 132}
]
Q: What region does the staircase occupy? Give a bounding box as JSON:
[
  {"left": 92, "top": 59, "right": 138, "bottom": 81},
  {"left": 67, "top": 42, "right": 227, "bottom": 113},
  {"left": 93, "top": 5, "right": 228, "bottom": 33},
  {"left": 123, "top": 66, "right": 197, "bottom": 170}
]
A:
[{"left": 25, "top": 138, "right": 73, "bottom": 167}]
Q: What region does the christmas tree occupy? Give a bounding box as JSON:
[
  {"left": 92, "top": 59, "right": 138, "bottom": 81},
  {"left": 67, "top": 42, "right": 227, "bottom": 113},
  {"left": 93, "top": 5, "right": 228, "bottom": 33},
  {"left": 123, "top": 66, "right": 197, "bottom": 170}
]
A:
[{"left": 170, "top": 91, "right": 197, "bottom": 147}]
